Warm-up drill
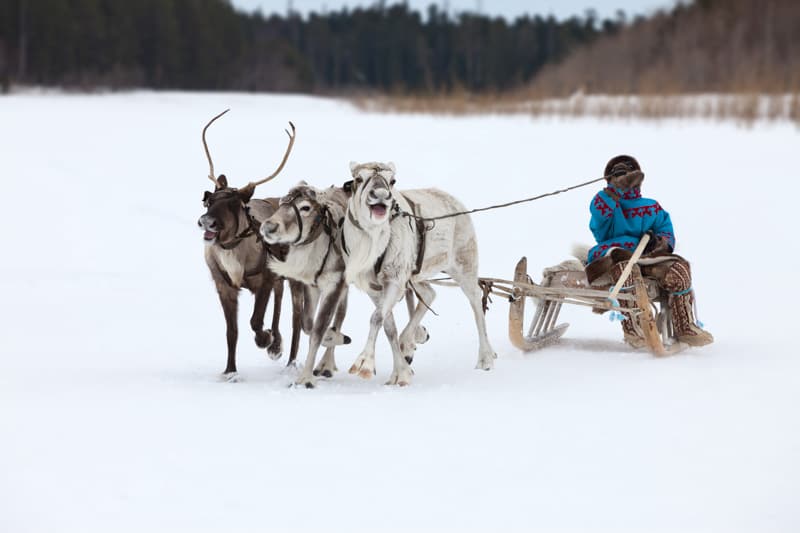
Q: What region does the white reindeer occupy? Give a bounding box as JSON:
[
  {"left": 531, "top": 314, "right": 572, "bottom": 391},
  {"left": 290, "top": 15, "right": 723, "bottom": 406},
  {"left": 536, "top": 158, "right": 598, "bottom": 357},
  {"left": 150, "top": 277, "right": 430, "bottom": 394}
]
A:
[
  {"left": 341, "top": 161, "right": 496, "bottom": 386},
  {"left": 260, "top": 182, "right": 351, "bottom": 388}
]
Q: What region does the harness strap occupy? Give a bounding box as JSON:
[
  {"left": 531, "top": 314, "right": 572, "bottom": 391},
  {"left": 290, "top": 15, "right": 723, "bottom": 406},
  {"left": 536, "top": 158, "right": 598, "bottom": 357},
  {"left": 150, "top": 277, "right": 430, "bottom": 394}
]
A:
[
  {"left": 297, "top": 210, "right": 326, "bottom": 246},
  {"left": 408, "top": 280, "right": 439, "bottom": 316},
  {"left": 374, "top": 251, "right": 386, "bottom": 275},
  {"left": 313, "top": 233, "right": 334, "bottom": 286},
  {"left": 279, "top": 194, "right": 335, "bottom": 286},
  {"left": 218, "top": 215, "right": 258, "bottom": 250},
  {"left": 338, "top": 217, "right": 349, "bottom": 256},
  {"left": 403, "top": 195, "right": 426, "bottom": 276},
  {"left": 347, "top": 209, "right": 363, "bottom": 231}
]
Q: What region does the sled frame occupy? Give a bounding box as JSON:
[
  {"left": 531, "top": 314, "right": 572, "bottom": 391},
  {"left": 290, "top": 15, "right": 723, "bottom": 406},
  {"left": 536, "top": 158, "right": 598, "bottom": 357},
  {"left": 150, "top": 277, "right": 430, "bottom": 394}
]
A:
[{"left": 440, "top": 257, "right": 685, "bottom": 356}]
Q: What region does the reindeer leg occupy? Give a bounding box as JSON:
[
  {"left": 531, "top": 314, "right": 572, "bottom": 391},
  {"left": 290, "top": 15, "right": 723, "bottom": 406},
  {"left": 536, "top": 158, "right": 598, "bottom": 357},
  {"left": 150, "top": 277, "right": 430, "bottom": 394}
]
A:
[
  {"left": 384, "top": 310, "right": 414, "bottom": 386},
  {"left": 217, "top": 285, "right": 241, "bottom": 381},
  {"left": 302, "top": 285, "right": 318, "bottom": 334},
  {"left": 267, "top": 277, "right": 284, "bottom": 358},
  {"left": 450, "top": 270, "right": 496, "bottom": 371},
  {"left": 287, "top": 280, "right": 304, "bottom": 367},
  {"left": 295, "top": 281, "right": 346, "bottom": 388},
  {"left": 315, "top": 288, "right": 349, "bottom": 377},
  {"left": 349, "top": 290, "right": 385, "bottom": 379},
  {"left": 399, "top": 282, "right": 435, "bottom": 365},
  {"left": 405, "top": 288, "right": 430, "bottom": 347},
  {"left": 250, "top": 277, "right": 273, "bottom": 352}
]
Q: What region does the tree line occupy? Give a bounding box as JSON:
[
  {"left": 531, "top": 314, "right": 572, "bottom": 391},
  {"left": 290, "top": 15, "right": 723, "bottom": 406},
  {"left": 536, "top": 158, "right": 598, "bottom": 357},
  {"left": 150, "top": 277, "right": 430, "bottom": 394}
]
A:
[
  {"left": 528, "top": 0, "right": 800, "bottom": 96},
  {"left": 0, "top": 0, "right": 624, "bottom": 93}
]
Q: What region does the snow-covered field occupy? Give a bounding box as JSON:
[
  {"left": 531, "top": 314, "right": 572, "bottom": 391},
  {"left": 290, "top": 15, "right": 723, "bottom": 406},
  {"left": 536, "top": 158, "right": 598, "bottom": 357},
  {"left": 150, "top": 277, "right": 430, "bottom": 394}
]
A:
[{"left": 1, "top": 92, "right": 798, "bottom": 532}]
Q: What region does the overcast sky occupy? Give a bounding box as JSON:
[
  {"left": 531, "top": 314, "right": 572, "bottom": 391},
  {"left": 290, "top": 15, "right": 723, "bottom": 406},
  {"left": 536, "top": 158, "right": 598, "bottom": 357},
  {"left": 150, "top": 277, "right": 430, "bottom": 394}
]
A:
[{"left": 230, "top": 0, "right": 678, "bottom": 21}]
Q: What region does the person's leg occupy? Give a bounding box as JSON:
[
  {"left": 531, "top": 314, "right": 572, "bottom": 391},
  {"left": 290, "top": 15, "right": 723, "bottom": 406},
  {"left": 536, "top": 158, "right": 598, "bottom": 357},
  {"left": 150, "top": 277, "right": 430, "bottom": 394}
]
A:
[
  {"left": 659, "top": 259, "right": 714, "bottom": 346},
  {"left": 610, "top": 261, "right": 646, "bottom": 349}
]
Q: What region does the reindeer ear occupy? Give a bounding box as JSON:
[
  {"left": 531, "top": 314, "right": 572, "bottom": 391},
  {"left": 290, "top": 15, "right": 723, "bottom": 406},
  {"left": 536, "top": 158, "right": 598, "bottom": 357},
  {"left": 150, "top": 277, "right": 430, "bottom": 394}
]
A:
[
  {"left": 216, "top": 174, "right": 228, "bottom": 190},
  {"left": 238, "top": 184, "right": 255, "bottom": 203},
  {"left": 387, "top": 162, "right": 396, "bottom": 173},
  {"left": 349, "top": 161, "right": 359, "bottom": 175},
  {"left": 342, "top": 180, "right": 354, "bottom": 196}
]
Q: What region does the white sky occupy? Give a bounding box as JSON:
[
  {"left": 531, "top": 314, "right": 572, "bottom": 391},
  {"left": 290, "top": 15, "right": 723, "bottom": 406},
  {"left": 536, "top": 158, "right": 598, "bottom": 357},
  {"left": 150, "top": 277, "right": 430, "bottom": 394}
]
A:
[{"left": 229, "top": 0, "right": 679, "bottom": 21}]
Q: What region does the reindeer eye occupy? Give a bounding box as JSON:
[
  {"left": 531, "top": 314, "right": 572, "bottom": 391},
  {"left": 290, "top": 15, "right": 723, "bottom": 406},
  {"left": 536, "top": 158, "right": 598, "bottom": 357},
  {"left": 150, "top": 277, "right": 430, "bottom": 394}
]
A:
[{"left": 300, "top": 205, "right": 311, "bottom": 212}]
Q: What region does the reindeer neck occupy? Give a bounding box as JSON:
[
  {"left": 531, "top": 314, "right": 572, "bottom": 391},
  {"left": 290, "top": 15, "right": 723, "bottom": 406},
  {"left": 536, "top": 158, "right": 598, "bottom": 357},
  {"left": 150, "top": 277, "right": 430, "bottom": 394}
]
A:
[
  {"left": 342, "top": 206, "right": 393, "bottom": 285},
  {"left": 269, "top": 231, "right": 333, "bottom": 286}
]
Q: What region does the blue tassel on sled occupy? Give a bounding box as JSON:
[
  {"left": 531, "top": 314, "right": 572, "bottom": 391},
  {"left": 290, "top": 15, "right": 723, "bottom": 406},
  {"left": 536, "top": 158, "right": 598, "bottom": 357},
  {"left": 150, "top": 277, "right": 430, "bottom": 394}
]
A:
[{"left": 609, "top": 311, "right": 625, "bottom": 322}]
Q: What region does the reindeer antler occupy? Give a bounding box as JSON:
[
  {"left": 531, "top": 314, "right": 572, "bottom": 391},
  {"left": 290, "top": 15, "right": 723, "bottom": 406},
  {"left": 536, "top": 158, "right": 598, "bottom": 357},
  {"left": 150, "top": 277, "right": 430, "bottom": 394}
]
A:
[
  {"left": 245, "top": 122, "right": 296, "bottom": 190},
  {"left": 202, "top": 109, "right": 230, "bottom": 188}
]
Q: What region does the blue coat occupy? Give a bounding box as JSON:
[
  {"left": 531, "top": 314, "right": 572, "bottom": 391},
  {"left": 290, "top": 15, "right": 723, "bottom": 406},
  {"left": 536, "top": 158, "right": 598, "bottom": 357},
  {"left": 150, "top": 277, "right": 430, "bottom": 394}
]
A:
[{"left": 587, "top": 186, "right": 675, "bottom": 264}]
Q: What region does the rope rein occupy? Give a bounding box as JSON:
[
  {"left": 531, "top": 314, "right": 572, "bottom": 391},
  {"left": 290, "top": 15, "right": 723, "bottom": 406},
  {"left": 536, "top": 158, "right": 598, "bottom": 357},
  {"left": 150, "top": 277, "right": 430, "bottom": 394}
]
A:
[{"left": 400, "top": 175, "right": 608, "bottom": 225}]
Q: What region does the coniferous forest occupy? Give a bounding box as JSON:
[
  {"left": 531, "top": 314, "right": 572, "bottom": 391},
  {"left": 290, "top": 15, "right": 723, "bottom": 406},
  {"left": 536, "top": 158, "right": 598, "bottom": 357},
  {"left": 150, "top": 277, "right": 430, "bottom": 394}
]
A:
[
  {"left": 0, "top": 0, "right": 623, "bottom": 93},
  {"left": 1, "top": 0, "right": 797, "bottom": 96}
]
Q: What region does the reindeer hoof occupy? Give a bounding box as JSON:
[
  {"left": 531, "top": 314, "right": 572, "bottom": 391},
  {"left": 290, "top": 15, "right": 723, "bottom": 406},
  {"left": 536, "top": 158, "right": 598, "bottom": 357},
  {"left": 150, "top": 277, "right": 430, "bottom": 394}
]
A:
[
  {"left": 322, "top": 328, "right": 352, "bottom": 348},
  {"left": 254, "top": 330, "right": 272, "bottom": 349},
  {"left": 385, "top": 368, "right": 413, "bottom": 386},
  {"left": 348, "top": 364, "right": 376, "bottom": 380},
  {"left": 267, "top": 345, "right": 283, "bottom": 360},
  {"left": 415, "top": 325, "right": 430, "bottom": 345},
  {"left": 295, "top": 375, "right": 316, "bottom": 388},
  {"left": 349, "top": 355, "right": 376, "bottom": 379},
  {"left": 475, "top": 356, "right": 494, "bottom": 371},
  {"left": 320, "top": 369, "right": 333, "bottom": 378},
  {"left": 219, "top": 371, "right": 241, "bottom": 383}
]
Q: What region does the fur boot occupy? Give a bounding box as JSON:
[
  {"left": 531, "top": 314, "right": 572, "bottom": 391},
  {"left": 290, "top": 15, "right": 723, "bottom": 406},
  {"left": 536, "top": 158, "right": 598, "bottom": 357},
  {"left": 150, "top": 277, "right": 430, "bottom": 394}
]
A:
[
  {"left": 610, "top": 261, "right": 646, "bottom": 349},
  {"left": 661, "top": 261, "right": 714, "bottom": 346}
]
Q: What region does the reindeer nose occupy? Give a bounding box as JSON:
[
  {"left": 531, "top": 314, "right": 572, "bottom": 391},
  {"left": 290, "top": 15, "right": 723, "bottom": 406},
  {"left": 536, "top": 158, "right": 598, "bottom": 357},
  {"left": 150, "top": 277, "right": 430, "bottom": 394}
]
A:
[
  {"left": 369, "top": 187, "right": 391, "bottom": 201},
  {"left": 199, "top": 215, "right": 217, "bottom": 230},
  {"left": 262, "top": 221, "right": 278, "bottom": 234}
]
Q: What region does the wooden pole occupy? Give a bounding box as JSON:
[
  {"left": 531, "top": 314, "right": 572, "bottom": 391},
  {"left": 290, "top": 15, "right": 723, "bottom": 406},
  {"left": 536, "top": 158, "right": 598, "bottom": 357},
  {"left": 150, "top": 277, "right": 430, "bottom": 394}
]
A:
[{"left": 607, "top": 233, "right": 651, "bottom": 305}]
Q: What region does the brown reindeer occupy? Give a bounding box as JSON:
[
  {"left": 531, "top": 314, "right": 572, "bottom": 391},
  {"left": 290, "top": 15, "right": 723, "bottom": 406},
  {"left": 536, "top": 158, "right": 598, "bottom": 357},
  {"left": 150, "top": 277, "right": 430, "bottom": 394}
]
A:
[{"left": 197, "top": 109, "right": 304, "bottom": 381}]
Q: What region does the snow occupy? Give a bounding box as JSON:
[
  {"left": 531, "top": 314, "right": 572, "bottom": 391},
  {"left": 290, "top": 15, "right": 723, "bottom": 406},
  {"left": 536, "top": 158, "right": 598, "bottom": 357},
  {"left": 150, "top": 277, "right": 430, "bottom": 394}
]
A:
[{"left": 1, "top": 91, "right": 798, "bottom": 532}]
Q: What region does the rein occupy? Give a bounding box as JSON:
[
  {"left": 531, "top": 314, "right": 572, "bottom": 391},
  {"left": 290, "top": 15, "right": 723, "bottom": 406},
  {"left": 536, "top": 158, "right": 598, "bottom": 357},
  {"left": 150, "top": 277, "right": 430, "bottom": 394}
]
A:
[{"left": 399, "top": 175, "right": 608, "bottom": 226}]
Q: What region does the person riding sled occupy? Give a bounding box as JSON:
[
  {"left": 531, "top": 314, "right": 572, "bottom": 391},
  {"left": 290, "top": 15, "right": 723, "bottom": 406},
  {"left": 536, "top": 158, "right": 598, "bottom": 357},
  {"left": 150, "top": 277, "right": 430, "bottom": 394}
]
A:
[{"left": 585, "top": 155, "right": 713, "bottom": 348}]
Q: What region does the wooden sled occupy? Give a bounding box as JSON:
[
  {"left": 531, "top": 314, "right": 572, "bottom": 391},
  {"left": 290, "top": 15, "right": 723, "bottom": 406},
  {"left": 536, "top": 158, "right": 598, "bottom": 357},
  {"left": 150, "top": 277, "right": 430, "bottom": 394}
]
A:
[{"left": 492, "top": 256, "right": 688, "bottom": 356}]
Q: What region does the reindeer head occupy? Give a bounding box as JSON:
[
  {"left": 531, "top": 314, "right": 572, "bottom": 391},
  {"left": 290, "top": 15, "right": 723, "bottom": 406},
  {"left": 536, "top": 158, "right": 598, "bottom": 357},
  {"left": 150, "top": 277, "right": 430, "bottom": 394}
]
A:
[
  {"left": 343, "top": 161, "right": 397, "bottom": 227},
  {"left": 260, "top": 182, "right": 332, "bottom": 245},
  {"left": 197, "top": 109, "right": 295, "bottom": 246}
]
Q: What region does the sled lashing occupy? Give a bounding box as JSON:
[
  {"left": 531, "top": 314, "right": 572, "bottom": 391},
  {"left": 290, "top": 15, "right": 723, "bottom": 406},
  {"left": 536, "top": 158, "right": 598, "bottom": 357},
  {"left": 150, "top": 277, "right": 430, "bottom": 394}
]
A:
[{"left": 501, "top": 257, "right": 686, "bottom": 356}]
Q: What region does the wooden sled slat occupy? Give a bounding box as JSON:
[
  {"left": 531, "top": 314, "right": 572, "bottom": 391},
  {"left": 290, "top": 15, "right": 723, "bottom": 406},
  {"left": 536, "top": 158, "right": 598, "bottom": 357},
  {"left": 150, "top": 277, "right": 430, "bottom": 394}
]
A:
[{"left": 508, "top": 257, "right": 570, "bottom": 352}]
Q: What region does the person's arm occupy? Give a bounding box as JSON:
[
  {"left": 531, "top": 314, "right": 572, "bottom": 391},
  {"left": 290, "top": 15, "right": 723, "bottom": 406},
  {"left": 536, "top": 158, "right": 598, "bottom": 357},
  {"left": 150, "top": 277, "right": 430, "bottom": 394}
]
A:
[
  {"left": 589, "top": 188, "right": 627, "bottom": 243},
  {"left": 647, "top": 204, "right": 675, "bottom": 254}
]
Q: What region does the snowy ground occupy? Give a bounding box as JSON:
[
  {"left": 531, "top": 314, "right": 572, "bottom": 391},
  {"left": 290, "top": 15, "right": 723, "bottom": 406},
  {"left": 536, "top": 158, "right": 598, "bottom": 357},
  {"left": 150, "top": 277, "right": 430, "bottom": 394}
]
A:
[{"left": 1, "top": 92, "right": 798, "bottom": 532}]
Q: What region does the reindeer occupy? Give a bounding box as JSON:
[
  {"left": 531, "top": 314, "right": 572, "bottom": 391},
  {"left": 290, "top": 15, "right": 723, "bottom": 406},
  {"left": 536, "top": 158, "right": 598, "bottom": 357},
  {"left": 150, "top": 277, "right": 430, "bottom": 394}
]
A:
[
  {"left": 257, "top": 182, "right": 355, "bottom": 387},
  {"left": 197, "top": 109, "right": 304, "bottom": 381},
  {"left": 340, "top": 161, "right": 496, "bottom": 386}
]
